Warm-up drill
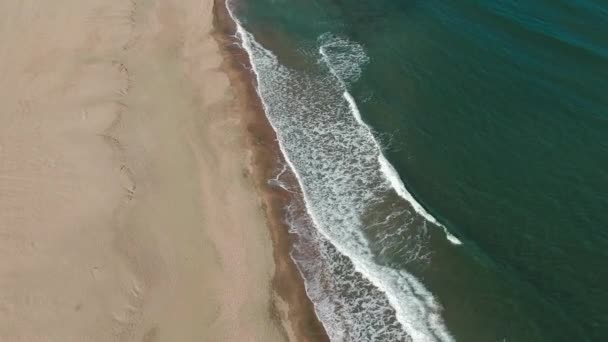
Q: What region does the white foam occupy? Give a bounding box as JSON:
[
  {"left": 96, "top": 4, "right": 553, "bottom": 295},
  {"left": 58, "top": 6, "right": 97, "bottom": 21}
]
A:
[
  {"left": 344, "top": 91, "right": 365, "bottom": 124},
  {"left": 268, "top": 163, "right": 297, "bottom": 193},
  {"left": 225, "top": 2, "right": 457, "bottom": 341}
]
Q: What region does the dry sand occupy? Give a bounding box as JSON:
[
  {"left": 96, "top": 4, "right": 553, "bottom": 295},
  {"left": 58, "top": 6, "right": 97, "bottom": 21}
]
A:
[{"left": 0, "top": 0, "right": 296, "bottom": 341}]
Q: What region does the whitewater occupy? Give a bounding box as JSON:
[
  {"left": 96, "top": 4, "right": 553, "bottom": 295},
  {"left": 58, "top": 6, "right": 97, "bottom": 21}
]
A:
[{"left": 227, "top": 2, "right": 459, "bottom": 341}]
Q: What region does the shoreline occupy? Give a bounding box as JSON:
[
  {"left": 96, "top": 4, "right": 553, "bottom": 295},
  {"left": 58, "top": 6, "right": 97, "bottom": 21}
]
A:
[{"left": 213, "top": 1, "right": 330, "bottom": 341}]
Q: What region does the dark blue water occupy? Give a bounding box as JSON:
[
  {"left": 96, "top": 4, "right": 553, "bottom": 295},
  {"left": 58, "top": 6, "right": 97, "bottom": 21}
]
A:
[{"left": 228, "top": 0, "right": 608, "bottom": 340}]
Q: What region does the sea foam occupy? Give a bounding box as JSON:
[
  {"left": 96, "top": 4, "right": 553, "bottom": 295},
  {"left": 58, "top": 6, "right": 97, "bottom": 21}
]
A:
[{"left": 226, "top": 2, "right": 457, "bottom": 341}]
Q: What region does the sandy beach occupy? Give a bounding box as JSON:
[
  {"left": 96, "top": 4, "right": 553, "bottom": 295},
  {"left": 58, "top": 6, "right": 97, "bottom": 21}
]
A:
[{"left": 0, "top": 0, "right": 323, "bottom": 341}]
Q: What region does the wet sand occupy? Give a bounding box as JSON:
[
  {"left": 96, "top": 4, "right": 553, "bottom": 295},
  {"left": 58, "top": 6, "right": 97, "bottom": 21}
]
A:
[
  {"left": 213, "top": 1, "right": 330, "bottom": 341},
  {"left": 0, "top": 0, "right": 314, "bottom": 340}
]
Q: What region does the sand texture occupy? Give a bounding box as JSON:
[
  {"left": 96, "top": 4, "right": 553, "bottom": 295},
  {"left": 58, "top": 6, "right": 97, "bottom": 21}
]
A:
[{"left": 0, "top": 0, "right": 288, "bottom": 341}]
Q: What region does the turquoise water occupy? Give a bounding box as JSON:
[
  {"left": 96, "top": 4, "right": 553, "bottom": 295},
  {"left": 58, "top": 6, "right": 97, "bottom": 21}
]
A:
[{"left": 228, "top": 0, "right": 608, "bottom": 341}]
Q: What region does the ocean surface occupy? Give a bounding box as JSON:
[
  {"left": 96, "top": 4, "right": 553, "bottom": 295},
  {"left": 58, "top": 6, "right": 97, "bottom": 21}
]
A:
[{"left": 226, "top": 0, "right": 608, "bottom": 341}]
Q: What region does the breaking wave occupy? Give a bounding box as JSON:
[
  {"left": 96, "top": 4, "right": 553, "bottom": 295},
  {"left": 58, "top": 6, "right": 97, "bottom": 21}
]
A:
[{"left": 226, "top": 2, "right": 459, "bottom": 341}]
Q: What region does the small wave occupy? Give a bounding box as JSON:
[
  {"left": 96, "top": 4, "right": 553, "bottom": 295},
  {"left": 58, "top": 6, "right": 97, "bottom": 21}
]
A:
[{"left": 323, "top": 39, "right": 462, "bottom": 246}]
